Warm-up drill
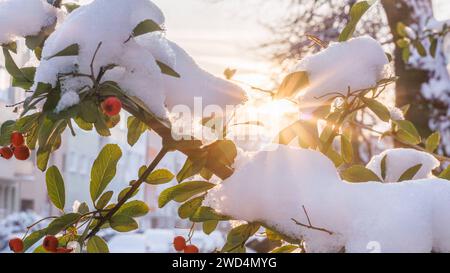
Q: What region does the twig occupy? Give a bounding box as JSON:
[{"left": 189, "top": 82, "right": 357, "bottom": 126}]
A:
[
  {"left": 90, "top": 42, "right": 103, "bottom": 86},
  {"left": 291, "top": 205, "right": 334, "bottom": 235},
  {"left": 86, "top": 147, "right": 168, "bottom": 239}
]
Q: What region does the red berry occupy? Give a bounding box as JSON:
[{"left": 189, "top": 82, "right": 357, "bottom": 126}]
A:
[
  {"left": 184, "top": 245, "right": 199, "bottom": 253},
  {"left": 10, "top": 132, "right": 24, "bottom": 147},
  {"left": 43, "top": 235, "right": 59, "bottom": 252},
  {"left": 55, "top": 247, "right": 73, "bottom": 253},
  {"left": 13, "top": 145, "right": 30, "bottom": 161},
  {"left": 0, "top": 147, "right": 13, "bottom": 159},
  {"left": 101, "top": 97, "right": 122, "bottom": 116},
  {"left": 9, "top": 238, "right": 24, "bottom": 253},
  {"left": 173, "top": 236, "right": 186, "bottom": 251}
]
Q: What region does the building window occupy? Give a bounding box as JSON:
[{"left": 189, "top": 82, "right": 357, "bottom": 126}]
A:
[{"left": 21, "top": 199, "right": 35, "bottom": 211}]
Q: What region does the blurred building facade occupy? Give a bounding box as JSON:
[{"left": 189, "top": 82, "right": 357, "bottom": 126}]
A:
[{"left": 0, "top": 42, "right": 188, "bottom": 231}]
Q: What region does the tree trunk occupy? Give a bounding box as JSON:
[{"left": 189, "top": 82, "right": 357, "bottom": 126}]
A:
[{"left": 381, "top": 0, "right": 431, "bottom": 135}]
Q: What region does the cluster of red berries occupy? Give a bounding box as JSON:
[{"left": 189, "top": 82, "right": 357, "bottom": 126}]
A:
[
  {"left": 0, "top": 132, "right": 30, "bottom": 161},
  {"left": 173, "top": 236, "right": 199, "bottom": 253},
  {"left": 101, "top": 96, "right": 122, "bottom": 117},
  {"left": 9, "top": 235, "right": 72, "bottom": 253}
]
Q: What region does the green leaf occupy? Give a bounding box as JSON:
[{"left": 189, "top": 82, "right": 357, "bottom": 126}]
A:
[
  {"left": 206, "top": 140, "right": 237, "bottom": 167},
  {"left": 77, "top": 202, "right": 89, "bottom": 214},
  {"left": 396, "top": 22, "right": 407, "bottom": 37},
  {"left": 176, "top": 157, "right": 206, "bottom": 183},
  {"left": 222, "top": 223, "right": 260, "bottom": 253},
  {"left": 156, "top": 60, "right": 180, "bottom": 78},
  {"left": 132, "top": 19, "right": 162, "bottom": 37},
  {"left": 271, "top": 245, "right": 298, "bottom": 253},
  {"left": 425, "top": 132, "right": 440, "bottom": 153},
  {"left": 191, "top": 206, "right": 230, "bottom": 222},
  {"left": 380, "top": 154, "right": 387, "bottom": 181},
  {"left": 90, "top": 144, "right": 122, "bottom": 202},
  {"left": 429, "top": 37, "right": 438, "bottom": 58},
  {"left": 127, "top": 116, "right": 148, "bottom": 146},
  {"left": 341, "top": 165, "right": 381, "bottom": 182},
  {"left": 402, "top": 47, "right": 411, "bottom": 63},
  {"left": 340, "top": 135, "right": 353, "bottom": 164},
  {"left": 110, "top": 215, "right": 138, "bottom": 232},
  {"left": 117, "top": 186, "right": 139, "bottom": 201},
  {"left": 339, "top": 1, "right": 373, "bottom": 42},
  {"left": 46, "top": 213, "right": 81, "bottom": 235},
  {"left": 45, "top": 44, "right": 79, "bottom": 60},
  {"left": 12, "top": 67, "right": 36, "bottom": 89},
  {"left": 116, "top": 200, "right": 149, "bottom": 218},
  {"left": 324, "top": 148, "right": 343, "bottom": 168},
  {"left": 413, "top": 40, "right": 427, "bottom": 57},
  {"left": 144, "top": 168, "right": 174, "bottom": 185},
  {"left": 0, "top": 120, "right": 16, "bottom": 146},
  {"left": 178, "top": 196, "right": 204, "bottom": 219},
  {"left": 3, "top": 41, "right": 17, "bottom": 53},
  {"left": 63, "top": 3, "right": 80, "bottom": 13},
  {"left": 87, "top": 236, "right": 109, "bottom": 253},
  {"left": 439, "top": 166, "right": 450, "bottom": 180},
  {"left": 74, "top": 116, "right": 93, "bottom": 131},
  {"left": 158, "top": 181, "right": 216, "bottom": 208},
  {"left": 79, "top": 100, "right": 99, "bottom": 124},
  {"left": 361, "top": 97, "right": 391, "bottom": 122},
  {"left": 275, "top": 71, "right": 309, "bottom": 99},
  {"left": 95, "top": 191, "right": 113, "bottom": 210},
  {"left": 398, "top": 164, "right": 422, "bottom": 182},
  {"left": 45, "top": 166, "right": 66, "bottom": 210},
  {"left": 394, "top": 120, "right": 421, "bottom": 145},
  {"left": 23, "top": 229, "right": 47, "bottom": 251},
  {"left": 203, "top": 220, "right": 218, "bottom": 235},
  {"left": 2, "top": 47, "right": 31, "bottom": 82}
]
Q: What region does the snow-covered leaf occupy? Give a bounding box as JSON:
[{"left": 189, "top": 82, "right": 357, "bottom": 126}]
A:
[
  {"left": 132, "top": 19, "right": 162, "bottom": 38},
  {"left": 341, "top": 165, "right": 381, "bottom": 182},
  {"left": 156, "top": 60, "right": 180, "bottom": 78},
  {"left": 158, "top": 181, "right": 215, "bottom": 208},
  {"left": 45, "top": 44, "right": 79, "bottom": 60},
  {"left": 398, "top": 164, "right": 422, "bottom": 182},
  {"left": 45, "top": 166, "right": 66, "bottom": 211},
  {"left": 425, "top": 132, "right": 440, "bottom": 153},
  {"left": 275, "top": 71, "right": 309, "bottom": 99},
  {"left": 87, "top": 236, "right": 109, "bottom": 253},
  {"left": 90, "top": 144, "right": 122, "bottom": 202}
]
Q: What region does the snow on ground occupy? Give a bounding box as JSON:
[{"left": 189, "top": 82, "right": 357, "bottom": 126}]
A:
[
  {"left": 108, "top": 229, "right": 225, "bottom": 253},
  {"left": 366, "top": 148, "right": 440, "bottom": 183},
  {"left": 30, "top": 0, "right": 246, "bottom": 118},
  {"left": 205, "top": 145, "right": 450, "bottom": 252},
  {"left": 293, "top": 36, "right": 389, "bottom": 110},
  {"left": 0, "top": 0, "right": 58, "bottom": 45},
  {"left": 0, "top": 212, "right": 48, "bottom": 252}
]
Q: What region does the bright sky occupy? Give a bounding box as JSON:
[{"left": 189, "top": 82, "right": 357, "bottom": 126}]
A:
[{"left": 152, "top": 0, "right": 273, "bottom": 87}]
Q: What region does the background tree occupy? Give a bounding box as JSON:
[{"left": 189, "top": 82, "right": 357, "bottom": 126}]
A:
[{"left": 258, "top": 0, "right": 450, "bottom": 156}]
